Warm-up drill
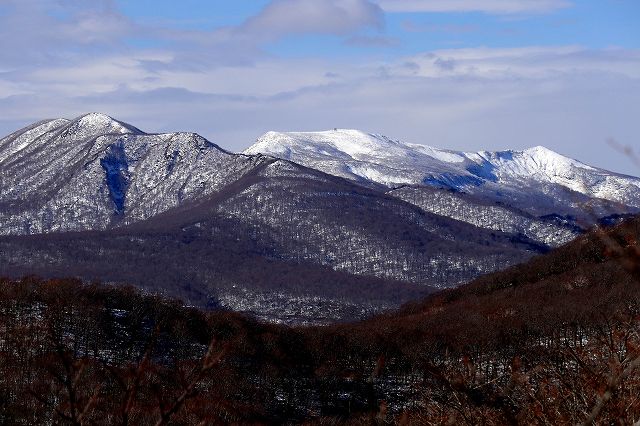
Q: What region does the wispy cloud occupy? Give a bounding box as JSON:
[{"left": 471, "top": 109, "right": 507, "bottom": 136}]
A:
[
  {"left": 2, "top": 44, "right": 638, "bottom": 173},
  {"left": 376, "top": 0, "right": 572, "bottom": 14},
  {"left": 0, "top": 0, "right": 135, "bottom": 67},
  {"left": 239, "top": 0, "right": 384, "bottom": 38},
  {"left": 392, "top": 46, "right": 640, "bottom": 79},
  {"left": 401, "top": 21, "right": 479, "bottom": 33},
  {"left": 344, "top": 35, "right": 399, "bottom": 47}
]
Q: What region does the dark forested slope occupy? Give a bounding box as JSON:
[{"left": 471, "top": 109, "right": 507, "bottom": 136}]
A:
[
  {"left": 1, "top": 216, "right": 639, "bottom": 424},
  {"left": 0, "top": 158, "right": 545, "bottom": 323}
]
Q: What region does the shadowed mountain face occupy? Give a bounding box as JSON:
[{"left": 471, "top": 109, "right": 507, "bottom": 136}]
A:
[{"left": 1, "top": 114, "right": 635, "bottom": 323}]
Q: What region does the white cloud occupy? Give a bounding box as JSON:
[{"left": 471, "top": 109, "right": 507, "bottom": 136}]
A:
[
  {"left": 2, "top": 44, "right": 639, "bottom": 177},
  {"left": 376, "top": 0, "right": 572, "bottom": 14},
  {"left": 239, "top": 0, "right": 384, "bottom": 38},
  {"left": 0, "top": 0, "right": 135, "bottom": 67},
  {"left": 390, "top": 46, "right": 640, "bottom": 79}
]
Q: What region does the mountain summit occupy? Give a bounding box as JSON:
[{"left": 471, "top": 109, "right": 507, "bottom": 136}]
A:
[
  {"left": 245, "top": 129, "right": 640, "bottom": 248},
  {"left": 246, "top": 129, "right": 640, "bottom": 207},
  {"left": 0, "top": 113, "right": 263, "bottom": 234}
]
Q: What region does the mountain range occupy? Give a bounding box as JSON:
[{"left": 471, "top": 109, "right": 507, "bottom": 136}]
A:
[
  {"left": 247, "top": 129, "right": 640, "bottom": 246},
  {"left": 1, "top": 114, "right": 638, "bottom": 323},
  {"left": 2, "top": 212, "right": 639, "bottom": 424}
]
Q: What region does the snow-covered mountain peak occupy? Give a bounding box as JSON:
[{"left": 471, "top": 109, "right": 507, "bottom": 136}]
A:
[
  {"left": 78, "top": 112, "right": 117, "bottom": 124},
  {"left": 246, "top": 129, "right": 640, "bottom": 208},
  {"left": 523, "top": 145, "right": 556, "bottom": 156},
  {"left": 71, "top": 112, "right": 143, "bottom": 136},
  {"left": 0, "top": 118, "right": 71, "bottom": 164},
  {"left": 521, "top": 145, "right": 592, "bottom": 170},
  {"left": 248, "top": 129, "right": 402, "bottom": 161},
  {"left": 472, "top": 145, "right": 594, "bottom": 178},
  {"left": 58, "top": 112, "right": 144, "bottom": 138},
  {"left": 248, "top": 130, "right": 492, "bottom": 187},
  {"left": 0, "top": 114, "right": 269, "bottom": 235}
]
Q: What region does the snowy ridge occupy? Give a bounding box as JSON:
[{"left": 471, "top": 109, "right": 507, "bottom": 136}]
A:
[
  {"left": 246, "top": 129, "right": 467, "bottom": 187},
  {"left": 246, "top": 129, "right": 640, "bottom": 213},
  {"left": 0, "top": 119, "right": 70, "bottom": 163},
  {"left": 245, "top": 129, "right": 640, "bottom": 247},
  {"left": 245, "top": 129, "right": 640, "bottom": 201},
  {"left": 0, "top": 113, "right": 266, "bottom": 235},
  {"left": 2, "top": 116, "right": 638, "bottom": 245}
]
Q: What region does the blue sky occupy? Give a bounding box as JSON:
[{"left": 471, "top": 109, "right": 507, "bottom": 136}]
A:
[
  {"left": 0, "top": 0, "right": 639, "bottom": 175},
  {"left": 116, "top": 1, "right": 640, "bottom": 51}
]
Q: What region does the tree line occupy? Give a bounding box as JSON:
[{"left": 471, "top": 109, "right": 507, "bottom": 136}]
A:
[{"left": 0, "top": 216, "right": 638, "bottom": 424}]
